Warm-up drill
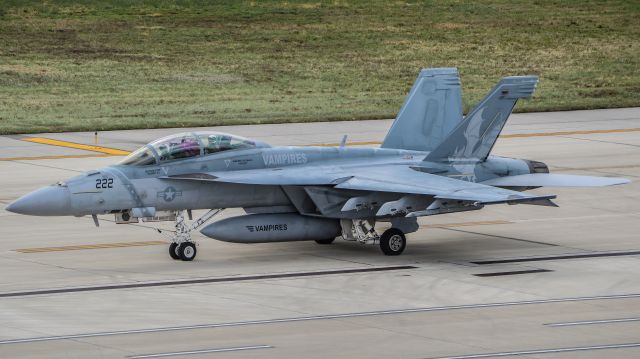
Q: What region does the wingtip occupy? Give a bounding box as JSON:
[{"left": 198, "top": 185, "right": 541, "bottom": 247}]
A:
[{"left": 611, "top": 178, "right": 631, "bottom": 186}]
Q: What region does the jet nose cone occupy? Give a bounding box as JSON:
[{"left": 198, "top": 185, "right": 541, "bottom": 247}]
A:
[{"left": 6, "top": 185, "right": 71, "bottom": 216}]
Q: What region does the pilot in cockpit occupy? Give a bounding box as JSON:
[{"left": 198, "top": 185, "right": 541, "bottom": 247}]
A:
[{"left": 207, "top": 134, "right": 232, "bottom": 153}]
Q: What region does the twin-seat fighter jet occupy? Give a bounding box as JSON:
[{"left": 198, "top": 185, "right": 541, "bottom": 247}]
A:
[{"left": 7, "top": 68, "right": 629, "bottom": 261}]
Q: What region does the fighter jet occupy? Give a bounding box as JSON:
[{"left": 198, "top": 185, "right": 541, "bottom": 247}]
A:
[{"left": 6, "top": 68, "right": 629, "bottom": 261}]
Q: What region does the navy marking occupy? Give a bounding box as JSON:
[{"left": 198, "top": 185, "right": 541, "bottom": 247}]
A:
[{"left": 103, "top": 167, "right": 146, "bottom": 208}]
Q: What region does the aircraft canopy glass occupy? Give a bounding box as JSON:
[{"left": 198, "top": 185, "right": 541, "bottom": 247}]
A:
[
  {"left": 199, "top": 132, "right": 256, "bottom": 154},
  {"left": 152, "top": 133, "right": 201, "bottom": 162},
  {"left": 118, "top": 131, "right": 259, "bottom": 166},
  {"left": 119, "top": 147, "right": 156, "bottom": 166}
]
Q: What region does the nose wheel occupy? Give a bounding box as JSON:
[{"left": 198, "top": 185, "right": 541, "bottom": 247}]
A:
[
  {"left": 169, "top": 242, "right": 197, "bottom": 261},
  {"left": 167, "top": 209, "right": 224, "bottom": 262},
  {"left": 169, "top": 243, "right": 180, "bottom": 260},
  {"left": 178, "top": 242, "right": 197, "bottom": 261}
]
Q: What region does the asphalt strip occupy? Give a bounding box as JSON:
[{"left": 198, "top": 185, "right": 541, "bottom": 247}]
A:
[
  {"left": 0, "top": 265, "right": 416, "bottom": 298},
  {"left": 1, "top": 293, "right": 639, "bottom": 345}
]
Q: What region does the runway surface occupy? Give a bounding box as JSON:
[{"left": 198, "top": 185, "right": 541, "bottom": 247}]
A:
[{"left": 1, "top": 107, "right": 639, "bottom": 358}]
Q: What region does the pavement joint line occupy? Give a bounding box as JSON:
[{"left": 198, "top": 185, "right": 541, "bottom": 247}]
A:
[
  {"left": 438, "top": 227, "right": 558, "bottom": 247},
  {"left": 545, "top": 317, "right": 640, "bottom": 327},
  {"left": 423, "top": 342, "right": 640, "bottom": 359},
  {"left": 472, "top": 250, "right": 640, "bottom": 264},
  {"left": 14, "top": 241, "right": 167, "bottom": 253},
  {"left": 2, "top": 127, "right": 639, "bottom": 161},
  {"left": 1, "top": 293, "right": 640, "bottom": 345},
  {"left": 473, "top": 269, "right": 552, "bottom": 277},
  {"left": 0, "top": 265, "right": 417, "bottom": 298},
  {"left": 126, "top": 345, "right": 273, "bottom": 358}
]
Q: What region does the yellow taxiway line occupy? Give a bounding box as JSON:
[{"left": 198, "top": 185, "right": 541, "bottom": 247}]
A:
[
  {"left": 14, "top": 240, "right": 167, "bottom": 253},
  {"left": 21, "top": 137, "right": 130, "bottom": 155},
  {"left": 501, "top": 127, "right": 640, "bottom": 138},
  {"left": 0, "top": 154, "right": 116, "bottom": 161},
  {"left": 305, "top": 127, "right": 640, "bottom": 147},
  {"left": 1, "top": 127, "right": 639, "bottom": 162}
]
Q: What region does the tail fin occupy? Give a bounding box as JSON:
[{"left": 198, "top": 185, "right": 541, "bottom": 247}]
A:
[
  {"left": 425, "top": 75, "right": 538, "bottom": 162},
  {"left": 381, "top": 68, "right": 463, "bottom": 152}
]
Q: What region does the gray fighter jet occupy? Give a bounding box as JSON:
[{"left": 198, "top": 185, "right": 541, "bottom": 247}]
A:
[{"left": 6, "top": 68, "right": 629, "bottom": 261}]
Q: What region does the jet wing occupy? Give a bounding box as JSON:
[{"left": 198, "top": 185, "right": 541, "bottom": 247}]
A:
[
  {"left": 164, "top": 165, "right": 555, "bottom": 205},
  {"left": 481, "top": 173, "right": 630, "bottom": 187},
  {"left": 334, "top": 166, "right": 555, "bottom": 205}
]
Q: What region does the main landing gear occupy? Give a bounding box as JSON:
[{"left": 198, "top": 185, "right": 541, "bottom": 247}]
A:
[
  {"left": 341, "top": 219, "right": 407, "bottom": 256},
  {"left": 169, "top": 209, "right": 223, "bottom": 261},
  {"left": 379, "top": 228, "right": 406, "bottom": 256}
]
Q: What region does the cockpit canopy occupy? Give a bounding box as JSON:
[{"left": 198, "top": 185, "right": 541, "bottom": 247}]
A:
[{"left": 119, "top": 132, "right": 266, "bottom": 166}]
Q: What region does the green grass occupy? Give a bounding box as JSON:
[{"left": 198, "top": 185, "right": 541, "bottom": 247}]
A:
[{"left": 0, "top": 0, "right": 639, "bottom": 134}]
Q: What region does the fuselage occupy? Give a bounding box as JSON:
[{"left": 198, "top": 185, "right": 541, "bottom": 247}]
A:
[{"left": 7, "top": 143, "right": 535, "bottom": 218}]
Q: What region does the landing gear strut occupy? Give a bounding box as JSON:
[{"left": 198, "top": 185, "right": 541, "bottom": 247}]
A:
[
  {"left": 169, "top": 209, "right": 223, "bottom": 261},
  {"left": 340, "top": 219, "right": 407, "bottom": 256}
]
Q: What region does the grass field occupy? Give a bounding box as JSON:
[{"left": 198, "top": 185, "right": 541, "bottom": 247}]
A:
[{"left": 0, "top": 1, "right": 639, "bottom": 134}]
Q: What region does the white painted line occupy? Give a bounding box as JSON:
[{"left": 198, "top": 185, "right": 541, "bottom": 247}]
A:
[
  {"left": 425, "top": 343, "right": 640, "bottom": 359},
  {"left": 126, "top": 345, "right": 272, "bottom": 358},
  {"left": 2, "top": 293, "right": 640, "bottom": 345},
  {"left": 546, "top": 317, "right": 640, "bottom": 327}
]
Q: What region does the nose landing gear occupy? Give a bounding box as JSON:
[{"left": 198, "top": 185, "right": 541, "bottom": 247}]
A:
[
  {"left": 169, "top": 209, "right": 223, "bottom": 261},
  {"left": 176, "top": 242, "right": 197, "bottom": 261},
  {"left": 169, "top": 242, "right": 180, "bottom": 260}
]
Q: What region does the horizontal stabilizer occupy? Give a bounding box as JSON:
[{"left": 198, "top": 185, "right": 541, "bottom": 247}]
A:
[{"left": 481, "top": 174, "right": 630, "bottom": 187}]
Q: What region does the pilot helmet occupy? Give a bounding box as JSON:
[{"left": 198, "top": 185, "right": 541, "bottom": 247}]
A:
[{"left": 208, "top": 135, "right": 219, "bottom": 144}]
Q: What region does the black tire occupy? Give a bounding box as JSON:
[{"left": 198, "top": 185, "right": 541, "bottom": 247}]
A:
[
  {"left": 380, "top": 228, "right": 406, "bottom": 256},
  {"left": 315, "top": 237, "right": 336, "bottom": 245},
  {"left": 169, "top": 243, "right": 180, "bottom": 260},
  {"left": 178, "top": 242, "right": 197, "bottom": 261}
]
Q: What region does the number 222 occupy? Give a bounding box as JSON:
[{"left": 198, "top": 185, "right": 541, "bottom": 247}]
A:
[{"left": 96, "top": 178, "right": 113, "bottom": 189}]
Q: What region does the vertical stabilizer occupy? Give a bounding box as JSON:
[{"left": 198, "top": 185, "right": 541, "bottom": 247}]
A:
[
  {"left": 425, "top": 75, "right": 538, "bottom": 162},
  {"left": 381, "top": 68, "right": 463, "bottom": 152}
]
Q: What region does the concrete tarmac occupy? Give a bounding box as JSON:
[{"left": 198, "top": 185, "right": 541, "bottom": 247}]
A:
[{"left": 1, "top": 107, "right": 639, "bottom": 358}]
